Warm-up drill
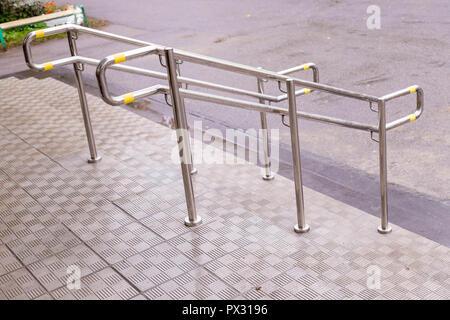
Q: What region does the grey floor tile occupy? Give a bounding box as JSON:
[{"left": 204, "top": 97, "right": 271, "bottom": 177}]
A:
[
  {"left": 113, "top": 242, "right": 198, "bottom": 292},
  {"left": 50, "top": 267, "right": 138, "bottom": 300},
  {"left": 28, "top": 244, "right": 108, "bottom": 291},
  {"left": 0, "top": 268, "right": 47, "bottom": 300},
  {"left": 85, "top": 222, "right": 164, "bottom": 264},
  {"left": 144, "top": 267, "right": 239, "bottom": 300},
  {"left": 0, "top": 76, "right": 448, "bottom": 301},
  {"left": 0, "top": 245, "right": 22, "bottom": 276}
]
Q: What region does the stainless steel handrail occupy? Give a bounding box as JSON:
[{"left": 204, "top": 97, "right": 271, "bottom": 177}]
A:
[
  {"left": 23, "top": 24, "right": 424, "bottom": 235},
  {"left": 22, "top": 24, "right": 318, "bottom": 229},
  {"left": 23, "top": 23, "right": 319, "bottom": 182},
  {"left": 383, "top": 85, "right": 424, "bottom": 130},
  {"left": 23, "top": 24, "right": 317, "bottom": 104},
  {"left": 95, "top": 45, "right": 423, "bottom": 133},
  {"left": 95, "top": 47, "right": 423, "bottom": 235}
]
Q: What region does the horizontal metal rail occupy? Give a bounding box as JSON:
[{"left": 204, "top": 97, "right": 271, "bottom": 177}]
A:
[
  {"left": 23, "top": 24, "right": 424, "bottom": 235},
  {"left": 24, "top": 24, "right": 362, "bottom": 100},
  {"left": 24, "top": 53, "right": 313, "bottom": 103},
  {"left": 94, "top": 45, "right": 424, "bottom": 235},
  {"left": 383, "top": 86, "right": 424, "bottom": 130},
  {"left": 23, "top": 24, "right": 317, "bottom": 104},
  {"left": 23, "top": 25, "right": 423, "bottom": 133},
  {"left": 96, "top": 46, "right": 423, "bottom": 133}
]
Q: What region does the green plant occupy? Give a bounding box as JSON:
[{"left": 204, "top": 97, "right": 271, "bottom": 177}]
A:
[
  {"left": 1, "top": 17, "right": 108, "bottom": 49},
  {"left": 0, "top": 0, "right": 45, "bottom": 23},
  {"left": 3, "top": 22, "right": 52, "bottom": 47}
]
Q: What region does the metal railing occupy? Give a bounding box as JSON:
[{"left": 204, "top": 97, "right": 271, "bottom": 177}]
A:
[{"left": 23, "top": 24, "right": 424, "bottom": 234}]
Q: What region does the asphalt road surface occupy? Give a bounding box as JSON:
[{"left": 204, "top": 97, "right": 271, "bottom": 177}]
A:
[{"left": 1, "top": 0, "right": 449, "bottom": 244}]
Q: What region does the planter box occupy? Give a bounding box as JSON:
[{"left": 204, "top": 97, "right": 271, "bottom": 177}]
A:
[{"left": 0, "top": 5, "right": 88, "bottom": 49}]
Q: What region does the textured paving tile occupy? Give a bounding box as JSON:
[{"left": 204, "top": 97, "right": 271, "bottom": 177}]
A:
[
  {"left": 63, "top": 205, "right": 134, "bottom": 242},
  {"left": 113, "top": 242, "right": 198, "bottom": 292},
  {"left": 204, "top": 246, "right": 297, "bottom": 293},
  {"left": 0, "top": 77, "right": 448, "bottom": 300},
  {"left": 114, "top": 193, "right": 193, "bottom": 239},
  {"left": 85, "top": 222, "right": 164, "bottom": 264},
  {"left": 28, "top": 244, "right": 108, "bottom": 291},
  {"left": 144, "top": 267, "right": 239, "bottom": 300},
  {"left": 50, "top": 267, "right": 138, "bottom": 300},
  {"left": 6, "top": 222, "right": 81, "bottom": 265},
  {"left": 0, "top": 245, "right": 22, "bottom": 276},
  {"left": 0, "top": 268, "right": 47, "bottom": 300}
]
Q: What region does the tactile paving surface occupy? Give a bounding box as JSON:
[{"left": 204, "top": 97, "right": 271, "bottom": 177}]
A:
[
  {"left": 0, "top": 76, "right": 448, "bottom": 300},
  {"left": 27, "top": 244, "right": 108, "bottom": 291},
  {"left": 0, "top": 245, "right": 22, "bottom": 276}
]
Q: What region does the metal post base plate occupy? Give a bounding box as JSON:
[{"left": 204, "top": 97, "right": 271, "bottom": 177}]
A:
[
  {"left": 377, "top": 225, "right": 392, "bottom": 234},
  {"left": 294, "top": 224, "right": 310, "bottom": 233},
  {"left": 262, "top": 173, "right": 275, "bottom": 181},
  {"left": 184, "top": 216, "right": 202, "bottom": 227},
  {"left": 88, "top": 156, "right": 102, "bottom": 163}
]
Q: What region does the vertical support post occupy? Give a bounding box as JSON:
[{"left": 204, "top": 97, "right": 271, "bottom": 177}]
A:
[
  {"left": 0, "top": 28, "right": 6, "bottom": 50},
  {"left": 165, "top": 48, "right": 201, "bottom": 227},
  {"left": 67, "top": 31, "right": 101, "bottom": 163},
  {"left": 176, "top": 63, "right": 197, "bottom": 175},
  {"left": 377, "top": 100, "right": 392, "bottom": 234},
  {"left": 256, "top": 68, "right": 274, "bottom": 181},
  {"left": 287, "top": 80, "right": 310, "bottom": 233}
]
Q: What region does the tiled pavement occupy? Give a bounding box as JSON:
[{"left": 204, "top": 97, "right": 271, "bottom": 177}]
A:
[{"left": 0, "top": 76, "right": 448, "bottom": 300}]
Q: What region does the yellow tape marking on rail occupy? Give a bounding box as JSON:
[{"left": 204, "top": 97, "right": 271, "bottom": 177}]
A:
[
  {"left": 409, "top": 86, "right": 416, "bottom": 94},
  {"left": 304, "top": 65, "right": 310, "bottom": 70},
  {"left": 43, "top": 62, "right": 53, "bottom": 71},
  {"left": 409, "top": 114, "right": 416, "bottom": 122},
  {"left": 35, "top": 30, "right": 45, "bottom": 38},
  {"left": 114, "top": 53, "right": 126, "bottom": 64},
  {"left": 304, "top": 88, "right": 311, "bottom": 94},
  {"left": 123, "top": 93, "right": 134, "bottom": 104}
]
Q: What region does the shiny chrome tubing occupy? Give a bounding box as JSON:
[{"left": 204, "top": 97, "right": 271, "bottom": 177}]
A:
[
  {"left": 165, "top": 48, "right": 201, "bottom": 227},
  {"left": 96, "top": 47, "right": 378, "bottom": 132},
  {"left": 23, "top": 24, "right": 153, "bottom": 69},
  {"left": 94, "top": 46, "right": 314, "bottom": 103},
  {"left": 29, "top": 55, "right": 280, "bottom": 103},
  {"left": 95, "top": 43, "right": 419, "bottom": 235},
  {"left": 23, "top": 25, "right": 313, "bottom": 104},
  {"left": 171, "top": 50, "right": 380, "bottom": 102},
  {"left": 377, "top": 99, "right": 391, "bottom": 234},
  {"left": 287, "top": 80, "right": 310, "bottom": 233},
  {"left": 24, "top": 24, "right": 425, "bottom": 235},
  {"left": 179, "top": 89, "right": 379, "bottom": 132},
  {"left": 384, "top": 86, "right": 424, "bottom": 131},
  {"left": 24, "top": 25, "right": 379, "bottom": 102},
  {"left": 96, "top": 75, "right": 379, "bottom": 133},
  {"left": 176, "top": 62, "right": 197, "bottom": 176},
  {"left": 275, "top": 63, "right": 319, "bottom": 102},
  {"left": 257, "top": 71, "right": 274, "bottom": 180},
  {"left": 377, "top": 85, "right": 423, "bottom": 234},
  {"left": 95, "top": 46, "right": 160, "bottom": 105},
  {"left": 67, "top": 31, "right": 101, "bottom": 163},
  {"left": 278, "top": 62, "right": 319, "bottom": 83}
]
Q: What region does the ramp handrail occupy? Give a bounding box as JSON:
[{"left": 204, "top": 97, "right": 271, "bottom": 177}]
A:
[
  {"left": 96, "top": 45, "right": 423, "bottom": 133},
  {"left": 23, "top": 24, "right": 424, "bottom": 235},
  {"left": 23, "top": 24, "right": 317, "bottom": 104}
]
